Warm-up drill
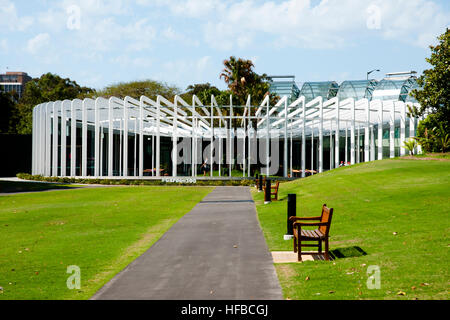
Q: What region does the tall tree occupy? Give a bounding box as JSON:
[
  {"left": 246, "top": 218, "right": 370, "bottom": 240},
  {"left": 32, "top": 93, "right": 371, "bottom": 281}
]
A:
[
  {"left": 411, "top": 28, "right": 450, "bottom": 152},
  {"left": 12, "top": 73, "right": 94, "bottom": 135},
  {"left": 219, "top": 56, "right": 272, "bottom": 105}
]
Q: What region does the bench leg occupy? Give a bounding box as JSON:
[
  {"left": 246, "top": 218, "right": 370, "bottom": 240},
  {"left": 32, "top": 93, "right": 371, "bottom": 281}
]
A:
[
  {"left": 293, "top": 236, "right": 297, "bottom": 253},
  {"left": 318, "top": 240, "right": 322, "bottom": 254},
  {"left": 298, "top": 239, "right": 302, "bottom": 262},
  {"left": 324, "top": 239, "right": 329, "bottom": 261}
]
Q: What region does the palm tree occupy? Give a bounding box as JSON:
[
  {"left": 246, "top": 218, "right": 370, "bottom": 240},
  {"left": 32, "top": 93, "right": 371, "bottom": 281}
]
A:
[{"left": 403, "top": 138, "right": 418, "bottom": 156}]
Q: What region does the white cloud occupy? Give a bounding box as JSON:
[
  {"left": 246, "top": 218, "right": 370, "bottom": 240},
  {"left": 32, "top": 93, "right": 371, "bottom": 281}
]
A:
[
  {"left": 155, "top": 0, "right": 450, "bottom": 50},
  {"left": 26, "top": 33, "right": 50, "bottom": 54},
  {"left": 0, "top": 0, "right": 33, "bottom": 31}
]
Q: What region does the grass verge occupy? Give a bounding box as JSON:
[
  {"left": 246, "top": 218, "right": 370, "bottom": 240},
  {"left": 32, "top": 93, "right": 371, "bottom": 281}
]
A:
[
  {"left": 252, "top": 159, "right": 450, "bottom": 300},
  {"left": 0, "top": 185, "right": 212, "bottom": 299}
]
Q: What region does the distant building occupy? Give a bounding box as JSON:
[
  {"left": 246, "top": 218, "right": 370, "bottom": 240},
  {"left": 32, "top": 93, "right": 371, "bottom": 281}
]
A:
[{"left": 0, "top": 72, "right": 32, "bottom": 98}]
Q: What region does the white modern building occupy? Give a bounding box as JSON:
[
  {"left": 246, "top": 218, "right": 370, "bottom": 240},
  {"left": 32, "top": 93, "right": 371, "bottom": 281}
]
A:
[{"left": 31, "top": 72, "right": 423, "bottom": 179}]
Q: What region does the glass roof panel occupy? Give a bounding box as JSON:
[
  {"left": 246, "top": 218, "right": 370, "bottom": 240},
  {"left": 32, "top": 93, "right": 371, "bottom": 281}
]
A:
[
  {"left": 268, "top": 78, "right": 300, "bottom": 104},
  {"left": 337, "top": 79, "right": 378, "bottom": 101},
  {"left": 299, "top": 81, "right": 339, "bottom": 104}
]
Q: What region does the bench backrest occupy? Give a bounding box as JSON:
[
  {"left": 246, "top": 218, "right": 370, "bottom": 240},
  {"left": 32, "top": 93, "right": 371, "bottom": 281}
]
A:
[
  {"left": 274, "top": 181, "right": 280, "bottom": 191},
  {"left": 319, "top": 204, "right": 333, "bottom": 235}
]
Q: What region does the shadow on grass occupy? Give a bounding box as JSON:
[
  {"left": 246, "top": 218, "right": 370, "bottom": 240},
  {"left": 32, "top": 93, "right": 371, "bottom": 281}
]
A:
[
  {"left": 0, "top": 181, "right": 78, "bottom": 194},
  {"left": 330, "top": 246, "right": 367, "bottom": 260}
]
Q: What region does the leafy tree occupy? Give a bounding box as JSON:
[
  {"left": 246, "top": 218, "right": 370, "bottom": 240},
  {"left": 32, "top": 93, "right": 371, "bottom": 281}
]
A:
[
  {"left": 182, "top": 83, "right": 222, "bottom": 105},
  {"left": 11, "top": 73, "right": 94, "bottom": 135},
  {"left": 0, "top": 90, "right": 17, "bottom": 133},
  {"left": 96, "top": 80, "right": 181, "bottom": 101},
  {"left": 219, "top": 56, "right": 273, "bottom": 106},
  {"left": 411, "top": 28, "right": 450, "bottom": 152},
  {"left": 433, "top": 123, "right": 450, "bottom": 153}
]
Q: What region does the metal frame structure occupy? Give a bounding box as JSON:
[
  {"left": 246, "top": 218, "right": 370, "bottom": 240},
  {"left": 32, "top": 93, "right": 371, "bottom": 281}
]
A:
[{"left": 32, "top": 94, "right": 422, "bottom": 179}]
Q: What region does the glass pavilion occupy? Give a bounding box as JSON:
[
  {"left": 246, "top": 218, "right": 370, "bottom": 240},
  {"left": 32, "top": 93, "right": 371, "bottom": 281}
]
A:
[{"left": 31, "top": 72, "right": 424, "bottom": 179}]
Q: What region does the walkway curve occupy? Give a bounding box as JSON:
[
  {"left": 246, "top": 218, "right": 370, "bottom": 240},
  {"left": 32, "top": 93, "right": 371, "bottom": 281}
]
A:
[{"left": 92, "top": 186, "right": 282, "bottom": 300}]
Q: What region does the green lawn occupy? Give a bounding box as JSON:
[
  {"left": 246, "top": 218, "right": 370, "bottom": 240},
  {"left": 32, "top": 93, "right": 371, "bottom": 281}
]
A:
[
  {"left": 253, "top": 159, "right": 450, "bottom": 300},
  {"left": 0, "top": 185, "right": 212, "bottom": 300}
]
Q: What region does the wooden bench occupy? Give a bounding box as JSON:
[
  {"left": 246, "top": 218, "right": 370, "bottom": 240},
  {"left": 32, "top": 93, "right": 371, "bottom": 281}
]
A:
[
  {"left": 289, "top": 204, "right": 333, "bottom": 261},
  {"left": 263, "top": 180, "right": 280, "bottom": 201}
]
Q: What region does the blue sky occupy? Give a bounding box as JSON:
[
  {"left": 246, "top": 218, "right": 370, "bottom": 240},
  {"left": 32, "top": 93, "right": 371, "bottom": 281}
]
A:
[{"left": 1, "top": 0, "right": 449, "bottom": 91}]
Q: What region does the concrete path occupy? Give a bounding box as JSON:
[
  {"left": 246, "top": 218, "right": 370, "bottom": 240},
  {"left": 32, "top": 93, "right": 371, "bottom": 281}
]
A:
[{"left": 92, "top": 186, "right": 282, "bottom": 300}]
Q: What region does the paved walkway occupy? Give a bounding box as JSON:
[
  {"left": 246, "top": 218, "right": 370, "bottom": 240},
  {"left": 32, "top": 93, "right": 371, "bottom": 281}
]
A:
[{"left": 92, "top": 186, "right": 282, "bottom": 300}]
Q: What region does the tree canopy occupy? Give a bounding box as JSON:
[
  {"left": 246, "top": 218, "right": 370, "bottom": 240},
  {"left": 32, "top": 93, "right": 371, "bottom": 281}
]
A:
[
  {"left": 96, "top": 80, "right": 181, "bottom": 101},
  {"left": 411, "top": 28, "right": 450, "bottom": 152},
  {"left": 220, "top": 56, "right": 274, "bottom": 105},
  {"left": 11, "top": 73, "right": 94, "bottom": 135}
]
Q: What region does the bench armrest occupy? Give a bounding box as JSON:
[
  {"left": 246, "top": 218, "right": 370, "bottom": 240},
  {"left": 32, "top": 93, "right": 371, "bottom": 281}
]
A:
[
  {"left": 289, "top": 216, "right": 321, "bottom": 222},
  {"left": 294, "top": 221, "right": 328, "bottom": 227}
]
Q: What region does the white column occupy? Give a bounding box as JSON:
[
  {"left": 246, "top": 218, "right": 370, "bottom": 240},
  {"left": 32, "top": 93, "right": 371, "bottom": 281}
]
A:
[
  {"left": 52, "top": 102, "right": 58, "bottom": 177},
  {"left": 266, "top": 99, "right": 270, "bottom": 176},
  {"left": 156, "top": 97, "right": 161, "bottom": 177},
  {"left": 32, "top": 107, "right": 36, "bottom": 175},
  {"left": 301, "top": 100, "right": 306, "bottom": 177},
  {"left": 350, "top": 99, "right": 355, "bottom": 165},
  {"left": 46, "top": 103, "right": 52, "bottom": 176},
  {"left": 82, "top": 100, "right": 87, "bottom": 177},
  {"left": 335, "top": 102, "right": 340, "bottom": 168},
  {"left": 173, "top": 99, "right": 178, "bottom": 177},
  {"left": 133, "top": 119, "right": 137, "bottom": 177},
  {"left": 400, "top": 102, "right": 406, "bottom": 156},
  {"left": 356, "top": 126, "right": 360, "bottom": 163},
  {"left": 60, "top": 102, "right": 67, "bottom": 176},
  {"left": 39, "top": 105, "right": 44, "bottom": 175},
  {"left": 345, "top": 121, "right": 348, "bottom": 164},
  {"left": 108, "top": 99, "right": 113, "bottom": 177},
  {"left": 370, "top": 125, "right": 375, "bottom": 161},
  {"left": 70, "top": 101, "right": 76, "bottom": 176},
  {"left": 192, "top": 103, "right": 196, "bottom": 177},
  {"left": 123, "top": 99, "right": 128, "bottom": 177},
  {"left": 219, "top": 124, "right": 222, "bottom": 177},
  {"left": 290, "top": 119, "right": 293, "bottom": 176},
  {"left": 330, "top": 119, "right": 333, "bottom": 170},
  {"left": 211, "top": 103, "right": 214, "bottom": 177},
  {"left": 311, "top": 119, "right": 314, "bottom": 174},
  {"left": 119, "top": 120, "right": 122, "bottom": 176},
  {"left": 100, "top": 125, "right": 104, "bottom": 176},
  {"left": 378, "top": 102, "right": 383, "bottom": 160},
  {"left": 230, "top": 98, "right": 233, "bottom": 177},
  {"left": 365, "top": 100, "right": 370, "bottom": 162},
  {"left": 417, "top": 114, "right": 423, "bottom": 154},
  {"left": 139, "top": 99, "right": 144, "bottom": 177},
  {"left": 319, "top": 99, "right": 323, "bottom": 173},
  {"left": 284, "top": 99, "right": 288, "bottom": 177},
  {"left": 94, "top": 99, "right": 100, "bottom": 177},
  {"left": 390, "top": 102, "right": 395, "bottom": 158}
]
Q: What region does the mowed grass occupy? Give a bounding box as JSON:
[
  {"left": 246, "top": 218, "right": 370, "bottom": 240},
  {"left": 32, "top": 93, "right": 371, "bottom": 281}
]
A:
[
  {"left": 253, "top": 159, "right": 450, "bottom": 300},
  {"left": 0, "top": 185, "right": 212, "bottom": 300}
]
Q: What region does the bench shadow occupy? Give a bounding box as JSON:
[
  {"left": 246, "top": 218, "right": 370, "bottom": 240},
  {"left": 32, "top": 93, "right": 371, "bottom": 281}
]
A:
[{"left": 329, "top": 246, "right": 367, "bottom": 260}]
